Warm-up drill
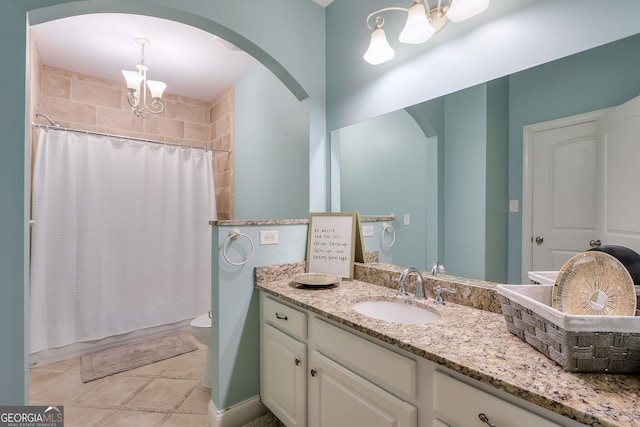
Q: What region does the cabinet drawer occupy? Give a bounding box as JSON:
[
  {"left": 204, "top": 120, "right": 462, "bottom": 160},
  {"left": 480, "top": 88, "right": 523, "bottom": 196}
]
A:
[
  {"left": 312, "top": 317, "right": 416, "bottom": 399},
  {"left": 262, "top": 294, "right": 307, "bottom": 340},
  {"left": 434, "top": 371, "right": 560, "bottom": 427}
]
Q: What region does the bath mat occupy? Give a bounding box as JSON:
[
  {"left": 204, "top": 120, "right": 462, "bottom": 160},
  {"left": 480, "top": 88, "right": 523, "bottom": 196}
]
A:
[
  {"left": 80, "top": 332, "right": 198, "bottom": 383},
  {"left": 242, "top": 412, "right": 285, "bottom": 427}
]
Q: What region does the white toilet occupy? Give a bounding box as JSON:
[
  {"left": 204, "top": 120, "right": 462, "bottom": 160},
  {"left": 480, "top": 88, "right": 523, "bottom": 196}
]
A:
[{"left": 190, "top": 311, "right": 213, "bottom": 388}]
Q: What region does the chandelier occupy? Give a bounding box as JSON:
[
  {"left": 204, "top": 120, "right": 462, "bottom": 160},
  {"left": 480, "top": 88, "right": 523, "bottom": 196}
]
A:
[
  {"left": 121, "top": 38, "right": 167, "bottom": 117},
  {"left": 364, "top": 0, "right": 490, "bottom": 65}
]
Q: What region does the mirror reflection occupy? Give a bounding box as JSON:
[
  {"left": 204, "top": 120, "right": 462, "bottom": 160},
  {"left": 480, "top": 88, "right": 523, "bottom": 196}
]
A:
[{"left": 333, "top": 32, "right": 640, "bottom": 282}]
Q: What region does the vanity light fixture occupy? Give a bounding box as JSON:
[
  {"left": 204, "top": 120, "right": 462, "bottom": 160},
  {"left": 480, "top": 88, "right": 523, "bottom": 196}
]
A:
[
  {"left": 363, "top": 0, "right": 490, "bottom": 65},
  {"left": 121, "top": 38, "right": 167, "bottom": 118}
]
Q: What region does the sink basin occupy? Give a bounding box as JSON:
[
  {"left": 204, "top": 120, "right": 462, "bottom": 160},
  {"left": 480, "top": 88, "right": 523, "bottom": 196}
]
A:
[{"left": 351, "top": 300, "right": 440, "bottom": 325}]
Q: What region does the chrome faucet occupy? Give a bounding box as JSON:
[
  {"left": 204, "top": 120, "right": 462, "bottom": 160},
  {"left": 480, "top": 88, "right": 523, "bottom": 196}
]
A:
[
  {"left": 395, "top": 267, "right": 426, "bottom": 300},
  {"left": 431, "top": 261, "right": 446, "bottom": 277}
]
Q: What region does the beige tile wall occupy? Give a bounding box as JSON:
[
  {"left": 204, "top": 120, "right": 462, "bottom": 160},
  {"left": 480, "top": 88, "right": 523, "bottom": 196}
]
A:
[{"left": 33, "top": 63, "right": 234, "bottom": 220}]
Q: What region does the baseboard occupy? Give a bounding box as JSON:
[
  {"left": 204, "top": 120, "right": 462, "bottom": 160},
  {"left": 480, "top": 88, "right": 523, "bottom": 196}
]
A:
[{"left": 209, "top": 395, "right": 267, "bottom": 427}]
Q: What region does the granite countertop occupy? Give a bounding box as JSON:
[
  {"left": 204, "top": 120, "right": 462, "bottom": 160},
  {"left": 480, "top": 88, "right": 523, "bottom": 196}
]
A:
[{"left": 255, "top": 264, "right": 640, "bottom": 427}]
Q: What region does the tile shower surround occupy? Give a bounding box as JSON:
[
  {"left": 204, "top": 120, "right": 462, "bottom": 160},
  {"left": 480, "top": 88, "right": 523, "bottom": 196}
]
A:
[{"left": 32, "top": 59, "right": 234, "bottom": 220}]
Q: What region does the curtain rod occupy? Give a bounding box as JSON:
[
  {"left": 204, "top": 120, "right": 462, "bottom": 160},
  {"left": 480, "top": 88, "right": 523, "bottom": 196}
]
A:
[{"left": 31, "top": 122, "right": 232, "bottom": 154}]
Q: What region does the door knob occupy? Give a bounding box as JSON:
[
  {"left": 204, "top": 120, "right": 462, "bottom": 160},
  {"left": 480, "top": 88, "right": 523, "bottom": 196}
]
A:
[
  {"left": 535, "top": 236, "right": 544, "bottom": 245},
  {"left": 590, "top": 239, "right": 602, "bottom": 247}
]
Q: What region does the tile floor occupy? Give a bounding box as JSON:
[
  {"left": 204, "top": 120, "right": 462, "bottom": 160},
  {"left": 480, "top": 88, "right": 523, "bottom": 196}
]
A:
[{"left": 29, "top": 334, "right": 211, "bottom": 426}]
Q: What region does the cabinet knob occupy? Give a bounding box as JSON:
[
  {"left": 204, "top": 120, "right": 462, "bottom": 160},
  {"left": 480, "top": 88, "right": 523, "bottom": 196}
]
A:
[
  {"left": 275, "top": 312, "right": 288, "bottom": 321},
  {"left": 479, "top": 413, "right": 497, "bottom": 427},
  {"left": 310, "top": 369, "right": 317, "bottom": 377},
  {"left": 590, "top": 239, "right": 602, "bottom": 247},
  {"left": 295, "top": 358, "right": 300, "bottom": 366}
]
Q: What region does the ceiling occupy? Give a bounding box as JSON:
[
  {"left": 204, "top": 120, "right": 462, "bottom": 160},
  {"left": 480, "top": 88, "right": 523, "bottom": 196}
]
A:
[
  {"left": 31, "top": 2, "right": 334, "bottom": 102},
  {"left": 31, "top": 13, "right": 261, "bottom": 102}
]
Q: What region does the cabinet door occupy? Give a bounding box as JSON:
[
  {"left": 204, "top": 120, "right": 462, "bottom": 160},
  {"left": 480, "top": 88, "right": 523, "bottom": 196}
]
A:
[
  {"left": 308, "top": 351, "right": 417, "bottom": 427},
  {"left": 261, "top": 323, "right": 307, "bottom": 427}
]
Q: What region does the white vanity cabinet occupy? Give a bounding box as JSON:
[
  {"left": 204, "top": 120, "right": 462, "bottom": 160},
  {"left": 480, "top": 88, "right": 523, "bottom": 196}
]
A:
[
  {"left": 260, "top": 294, "right": 308, "bottom": 427},
  {"left": 260, "top": 292, "right": 572, "bottom": 427},
  {"left": 260, "top": 292, "right": 417, "bottom": 427}
]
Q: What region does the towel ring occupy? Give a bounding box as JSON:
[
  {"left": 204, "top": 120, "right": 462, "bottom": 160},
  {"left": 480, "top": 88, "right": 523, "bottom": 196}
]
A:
[
  {"left": 381, "top": 222, "right": 396, "bottom": 248},
  {"left": 222, "top": 228, "right": 254, "bottom": 266}
]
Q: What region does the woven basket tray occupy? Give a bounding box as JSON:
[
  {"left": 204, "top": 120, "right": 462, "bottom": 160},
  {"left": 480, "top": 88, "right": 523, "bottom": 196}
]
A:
[{"left": 496, "top": 284, "right": 640, "bottom": 374}]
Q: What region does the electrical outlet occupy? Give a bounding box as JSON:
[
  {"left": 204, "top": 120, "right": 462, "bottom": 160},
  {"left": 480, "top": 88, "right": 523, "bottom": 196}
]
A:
[
  {"left": 362, "top": 225, "right": 374, "bottom": 237},
  {"left": 509, "top": 200, "right": 519, "bottom": 213},
  {"left": 404, "top": 214, "right": 411, "bottom": 225},
  {"left": 259, "top": 230, "right": 279, "bottom": 245}
]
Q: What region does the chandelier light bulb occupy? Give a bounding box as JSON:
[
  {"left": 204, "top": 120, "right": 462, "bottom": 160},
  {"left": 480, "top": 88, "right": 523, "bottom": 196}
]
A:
[
  {"left": 447, "top": 0, "right": 490, "bottom": 23},
  {"left": 399, "top": 2, "right": 435, "bottom": 44},
  {"left": 121, "top": 70, "right": 143, "bottom": 92},
  {"left": 364, "top": 27, "right": 395, "bottom": 65},
  {"left": 122, "top": 38, "right": 166, "bottom": 118},
  {"left": 146, "top": 80, "right": 167, "bottom": 99}
]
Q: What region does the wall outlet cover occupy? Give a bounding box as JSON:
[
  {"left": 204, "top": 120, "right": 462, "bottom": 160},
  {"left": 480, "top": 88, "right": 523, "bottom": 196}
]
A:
[{"left": 259, "top": 230, "right": 279, "bottom": 245}]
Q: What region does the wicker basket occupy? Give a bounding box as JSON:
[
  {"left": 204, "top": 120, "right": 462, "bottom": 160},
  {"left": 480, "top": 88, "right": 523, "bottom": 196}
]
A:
[{"left": 497, "top": 284, "right": 640, "bottom": 374}]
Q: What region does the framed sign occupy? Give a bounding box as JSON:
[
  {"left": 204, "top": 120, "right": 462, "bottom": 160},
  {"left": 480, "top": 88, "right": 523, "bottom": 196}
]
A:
[{"left": 306, "top": 212, "right": 365, "bottom": 280}]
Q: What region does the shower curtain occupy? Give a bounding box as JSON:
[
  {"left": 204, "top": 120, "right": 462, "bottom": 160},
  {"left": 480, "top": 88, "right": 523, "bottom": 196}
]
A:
[{"left": 30, "top": 129, "right": 215, "bottom": 353}]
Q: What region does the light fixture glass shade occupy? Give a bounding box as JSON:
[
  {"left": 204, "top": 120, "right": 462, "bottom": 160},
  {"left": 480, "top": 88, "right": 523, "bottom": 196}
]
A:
[
  {"left": 399, "top": 2, "right": 435, "bottom": 44},
  {"left": 146, "top": 80, "right": 167, "bottom": 99},
  {"left": 363, "top": 28, "right": 395, "bottom": 65},
  {"left": 446, "top": 0, "right": 490, "bottom": 22},
  {"left": 121, "top": 70, "right": 143, "bottom": 91}
]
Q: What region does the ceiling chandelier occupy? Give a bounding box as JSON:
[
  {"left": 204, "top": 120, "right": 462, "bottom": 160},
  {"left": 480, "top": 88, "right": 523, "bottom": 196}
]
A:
[
  {"left": 121, "top": 38, "right": 167, "bottom": 118},
  {"left": 364, "top": 0, "right": 490, "bottom": 65}
]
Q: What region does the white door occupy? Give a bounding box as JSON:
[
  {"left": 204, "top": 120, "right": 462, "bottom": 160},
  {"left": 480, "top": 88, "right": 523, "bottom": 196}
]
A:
[
  {"left": 596, "top": 94, "right": 640, "bottom": 251},
  {"left": 523, "top": 95, "right": 640, "bottom": 281},
  {"left": 530, "top": 121, "right": 599, "bottom": 272}
]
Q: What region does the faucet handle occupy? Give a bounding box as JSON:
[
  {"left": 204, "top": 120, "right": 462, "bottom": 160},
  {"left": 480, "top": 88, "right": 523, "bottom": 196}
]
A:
[
  {"left": 392, "top": 276, "right": 408, "bottom": 296},
  {"left": 433, "top": 284, "right": 456, "bottom": 305}
]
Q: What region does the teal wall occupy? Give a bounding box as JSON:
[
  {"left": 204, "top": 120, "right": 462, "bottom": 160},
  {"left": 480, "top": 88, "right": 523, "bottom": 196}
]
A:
[
  {"left": 339, "top": 110, "right": 431, "bottom": 268},
  {"left": 5, "top": 0, "right": 640, "bottom": 411},
  {"left": 325, "top": 0, "right": 640, "bottom": 284},
  {"left": 485, "top": 78, "right": 509, "bottom": 283},
  {"left": 212, "top": 224, "right": 308, "bottom": 408},
  {"left": 326, "top": 0, "right": 640, "bottom": 131},
  {"left": 0, "top": 0, "right": 325, "bottom": 406},
  {"left": 443, "top": 85, "right": 487, "bottom": 280},
  {"left": 0, "top": 1, "right": 30, "bottom": 404},
  {"left": 234, "top": 64, "right": 310, "bottom": 220}
]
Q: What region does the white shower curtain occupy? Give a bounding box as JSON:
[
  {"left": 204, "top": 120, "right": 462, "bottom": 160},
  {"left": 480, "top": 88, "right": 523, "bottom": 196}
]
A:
[{"left": 30, "top": 129, "right": 215, "bottom": 353}]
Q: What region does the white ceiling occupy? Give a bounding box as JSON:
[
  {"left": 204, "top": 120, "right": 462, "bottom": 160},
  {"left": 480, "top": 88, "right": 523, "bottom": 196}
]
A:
[
  {"left": 32, "top": 14, "right": 259, "bottom": 102},
  {"left": 31, "top": 2, "right": 334, "bottom": 102}
]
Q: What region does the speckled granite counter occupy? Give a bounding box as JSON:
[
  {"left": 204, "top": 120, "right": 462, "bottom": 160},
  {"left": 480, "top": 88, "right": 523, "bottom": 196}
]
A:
[{"left": 255, "top": 263, "right": 640, "bottom": 427}]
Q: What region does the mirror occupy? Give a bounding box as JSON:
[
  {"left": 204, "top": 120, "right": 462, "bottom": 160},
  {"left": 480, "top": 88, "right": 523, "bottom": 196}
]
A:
[{"left": 332, "top": 32, "right": 640, "bottom": 280}]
